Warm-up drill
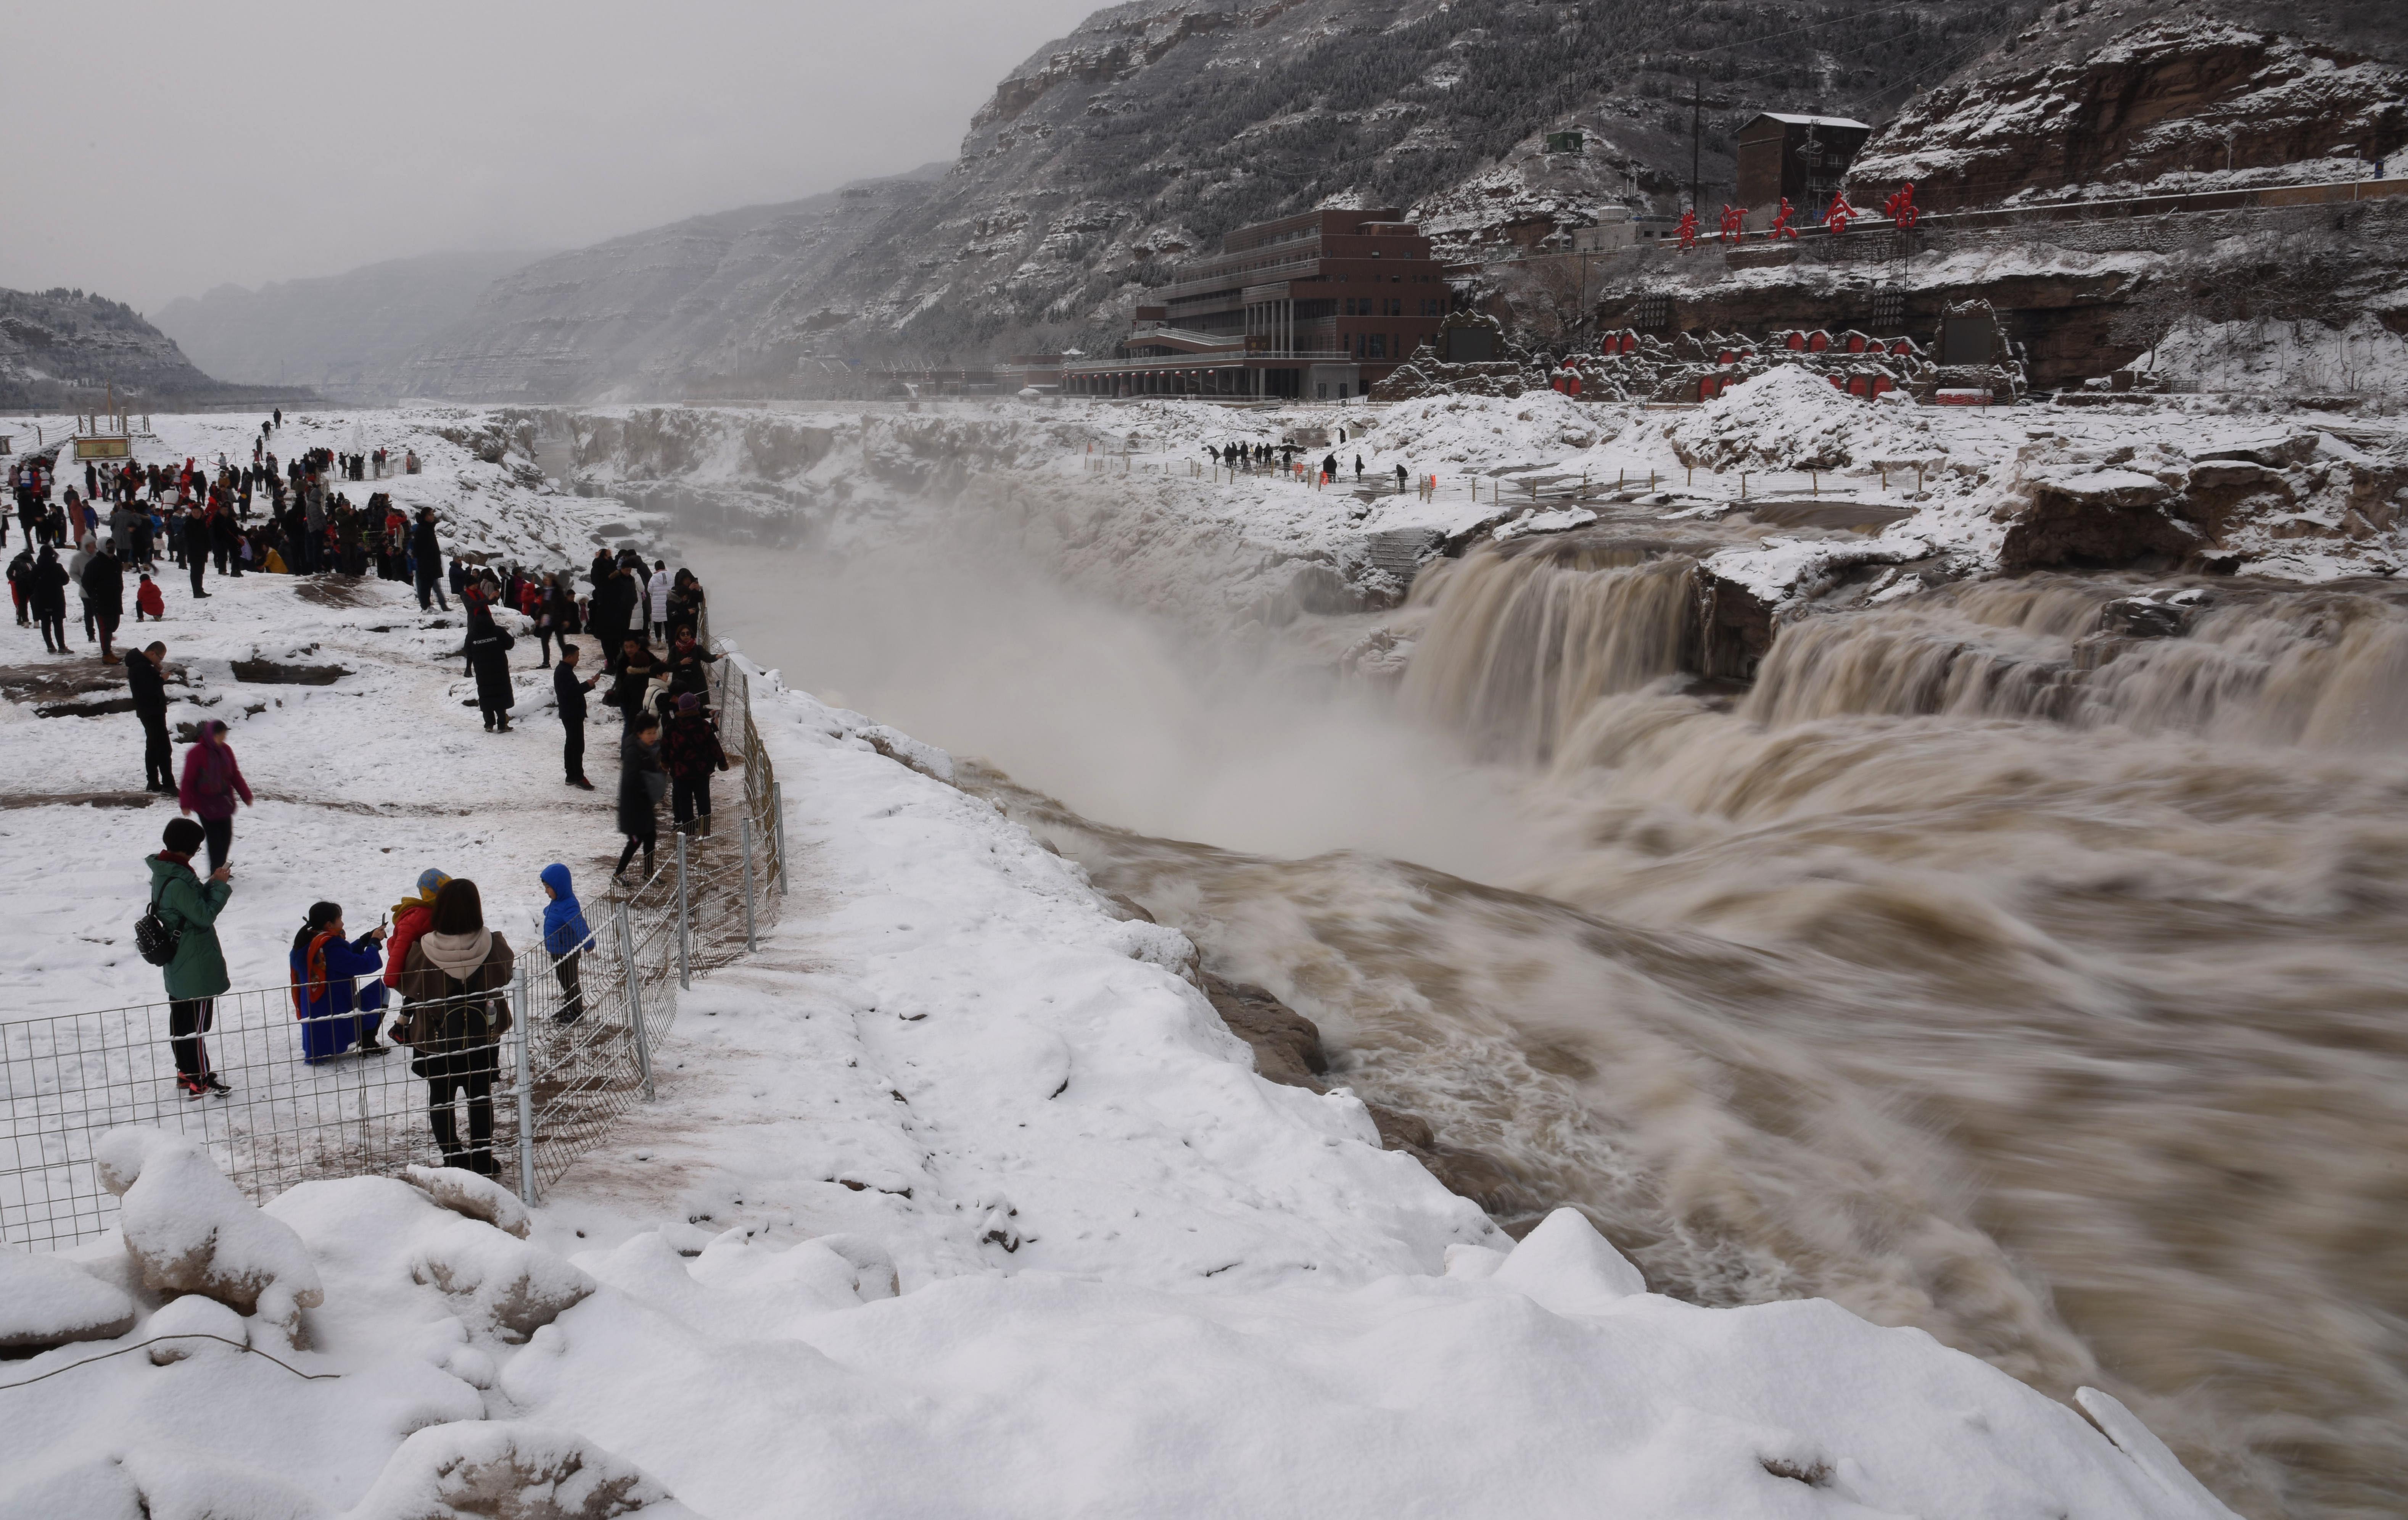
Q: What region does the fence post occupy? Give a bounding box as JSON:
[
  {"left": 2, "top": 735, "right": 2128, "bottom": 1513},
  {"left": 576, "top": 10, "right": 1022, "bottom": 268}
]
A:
[
  {"left": 771, "top": 780, "right": 788, "bottom": 894},
  {"left": 740, "top": 816, "right": 760, "bottom": 952},
  {"left": 676, "top": 829, "right": 691, "bottom": 990},
  {"left": 618, "top": 902, "right": 655, "bottom": 1100},
  {"left": 513, "top": 960, "right": 537, "bottom": 1201}
]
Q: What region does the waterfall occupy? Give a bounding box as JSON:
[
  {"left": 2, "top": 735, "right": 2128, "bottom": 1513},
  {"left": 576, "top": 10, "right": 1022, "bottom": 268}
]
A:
[
  {"left": 1742, "top": 581, "right": 2408, "bottom": 748},
  {"left": 1399, "top": 541, "right": 1699, "bottom": 763}
]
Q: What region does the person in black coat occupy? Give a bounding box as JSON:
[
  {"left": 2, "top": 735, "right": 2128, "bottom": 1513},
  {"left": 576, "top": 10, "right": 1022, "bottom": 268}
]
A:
[
  {"left": 6, "top": 546, "right": 31, "bottom": 626},
  {"left": 554, "top": 642, "right": 599, "bottom": 789},
  {"left": 464, "top": 596, "right": 516, "bottom": 732},
  {"left": 588, "top": 565, "right": 637, "bottom": 665},
  {"left": 614, "top": 712, "right": 663, "bottom": 883},
  {"left": 80, "top": 543, "right": 125, "bottom": 663},
  {"left": 410, "top": 509, "right": 447, "bottom": 611},
  {"left": 28, "top": 546, "right": 70, "bottom": 652},
  {"left": 126, "top": 641, "right": 174, "bottom": 791},
  {"left": 662, "top": 625, "right": 717, "bottom": 702},
  {"left": 605, "top": 634, "right": 661, "bottom": 736}
]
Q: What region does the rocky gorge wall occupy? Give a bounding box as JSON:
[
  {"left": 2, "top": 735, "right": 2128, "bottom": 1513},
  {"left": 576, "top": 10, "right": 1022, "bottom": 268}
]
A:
[
  {"left": 1588, "top": 197, "right": 2408, "bottom": 391},
  {"left": 1848, "top": 3, "right": 2408, "bottom": 211}
]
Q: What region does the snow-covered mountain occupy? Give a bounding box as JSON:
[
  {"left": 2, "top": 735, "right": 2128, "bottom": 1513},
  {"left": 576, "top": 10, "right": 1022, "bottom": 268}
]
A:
[
  {"left": 262, "top": 0, "right": 2408, "bottom": 403},
  {"left": 395, "top": 0, "right": 2027, "bottom": 401},
  {"left": 153, "top": 251, "right": 550, "bottom": 399},
  {"left": 0, "top": 287, "right": 225, "bottom": 408},
  {"left": 393, "top": 170, "right": 950, "bottom": 404}
]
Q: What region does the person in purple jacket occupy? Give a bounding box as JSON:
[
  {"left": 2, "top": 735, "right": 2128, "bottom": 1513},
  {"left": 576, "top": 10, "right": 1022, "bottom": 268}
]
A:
[{"left": 177, "top": 719, "right": 253, "bottom": 872}]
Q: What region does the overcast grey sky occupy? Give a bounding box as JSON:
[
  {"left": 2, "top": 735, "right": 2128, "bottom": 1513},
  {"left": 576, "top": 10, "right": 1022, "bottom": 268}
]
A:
[{"left": 0, "top": 0, "right": 1106, "bottom": 312}]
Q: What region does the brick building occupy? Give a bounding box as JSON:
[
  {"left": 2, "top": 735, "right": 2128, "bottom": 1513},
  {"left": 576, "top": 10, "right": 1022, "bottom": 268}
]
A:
[{"left": 1063, "top": 209, "right": 1451, "bottom": 400}]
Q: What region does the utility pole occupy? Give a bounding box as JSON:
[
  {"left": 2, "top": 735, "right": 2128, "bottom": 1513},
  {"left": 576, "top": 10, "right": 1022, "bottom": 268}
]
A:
[
  {"left": 1579, "top": 248, "right": 1592, "bottom": 350},
  {"left": 1690, "top": 78, "right": 1703, "bottom": 212}
]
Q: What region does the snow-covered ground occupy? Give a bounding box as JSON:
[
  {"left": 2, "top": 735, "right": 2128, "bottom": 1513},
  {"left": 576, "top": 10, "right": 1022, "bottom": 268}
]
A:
[{"left": 0, "top": 407, "right": 2245, "bottom": 1518}]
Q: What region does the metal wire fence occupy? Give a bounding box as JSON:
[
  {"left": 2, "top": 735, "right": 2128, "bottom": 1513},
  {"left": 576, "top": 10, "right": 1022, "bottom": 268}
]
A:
[{"left": 2, "top": 654, "right": 787, "bottom": 1250}]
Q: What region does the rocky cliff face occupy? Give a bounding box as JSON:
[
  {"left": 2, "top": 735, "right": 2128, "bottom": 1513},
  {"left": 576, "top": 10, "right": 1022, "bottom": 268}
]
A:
[
  {"left": 1588, "top": 195, "right": 2408, "bottom": 392},
  {"left": 1846, "top": 2, "right": 2408, "bottom": 211},
  {"left": 0, "top": 287, "right": 224, "bottom": 408},
  {"left": 154, "top": 251, "right": 548, "bottom": 399},
  {"left": 398, "top": 0, "right": 2020, "bottom": 400}
]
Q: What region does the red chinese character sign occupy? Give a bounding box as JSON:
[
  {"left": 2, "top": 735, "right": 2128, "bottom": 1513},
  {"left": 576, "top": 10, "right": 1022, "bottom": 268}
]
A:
[
  {"left": 1677, "top": 209, "right": 1700, "bottom": 251},
  {"left": 1883, "top": 182, "right": 1918, "bottom": 229},
  {"left": 1824, "top": 191, "right": 1859, "bottom": 235},
  {"left": 1717, "top": 204, "right": 1745, "bottom": 244},
  {"left": 1771, "top": 198, "right": 1799, "bottom": 240}
]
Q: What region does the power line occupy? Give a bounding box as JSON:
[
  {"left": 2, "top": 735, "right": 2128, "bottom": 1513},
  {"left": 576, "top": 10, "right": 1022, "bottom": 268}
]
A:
[{"left": 0, "top": 1333, "right": 336, "bottom": 1393}]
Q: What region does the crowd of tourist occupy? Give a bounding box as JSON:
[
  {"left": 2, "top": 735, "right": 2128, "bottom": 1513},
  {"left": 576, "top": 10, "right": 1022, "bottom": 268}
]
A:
[
  {"left": 6, "top": 415, "right": 438, "bottom": 648},
  {"left": 85, "top": 416, "right": 734, "bottom": 1180}
]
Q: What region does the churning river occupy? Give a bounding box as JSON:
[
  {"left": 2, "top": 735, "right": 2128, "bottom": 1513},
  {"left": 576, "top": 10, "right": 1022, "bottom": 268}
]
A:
[{"left": 693, "top": 533, "right": 2408, "bottom": 1520}]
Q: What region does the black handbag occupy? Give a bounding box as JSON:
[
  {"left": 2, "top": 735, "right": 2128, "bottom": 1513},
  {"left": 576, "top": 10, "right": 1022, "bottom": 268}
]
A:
[{"left": 134, "top": 879, "right": 181, "bottom": 966}]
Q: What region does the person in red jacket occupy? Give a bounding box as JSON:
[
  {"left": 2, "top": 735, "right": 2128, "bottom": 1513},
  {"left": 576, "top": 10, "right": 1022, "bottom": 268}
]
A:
[
  {"left": 381, "top": 867, "right": 451, "bottom": 997},
  {"left": 134, "top": 572, "right": 165, "bottom": 621}
]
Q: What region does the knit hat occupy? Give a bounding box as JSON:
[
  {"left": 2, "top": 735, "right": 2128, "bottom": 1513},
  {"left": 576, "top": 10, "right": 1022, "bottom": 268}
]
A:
[
  {"left": 675, "top": 692, "right": 699, "bottom": 713},
  {"left": 417, "top": 868, "right": 452, "bottom": 900}
]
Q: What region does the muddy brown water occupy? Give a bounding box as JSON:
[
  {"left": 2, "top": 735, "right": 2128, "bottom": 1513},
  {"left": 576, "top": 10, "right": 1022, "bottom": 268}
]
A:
[{"left": 697, "top": 538, "right": 2408, "bottom": 1520}]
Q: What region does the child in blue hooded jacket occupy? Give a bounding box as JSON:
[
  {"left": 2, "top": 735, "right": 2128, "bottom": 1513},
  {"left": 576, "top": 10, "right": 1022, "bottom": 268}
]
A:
[{"left": 539, "top": 863, "right": 594, "bottom": 1025}]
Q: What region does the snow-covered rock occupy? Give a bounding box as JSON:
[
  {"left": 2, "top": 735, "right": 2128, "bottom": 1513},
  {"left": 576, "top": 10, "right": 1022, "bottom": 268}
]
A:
[
  {"left": 1493, "top": 1206, "right": 1648, "bottom": 1314},
  {"left": 341, "top": 1422, "right": 696, "bottom": 1520},
  {"left": 404, "top": 1165, "right": 534, "bottom": 1241},
  {"left": 407, "top": 1219, "right": 597, "bottom": 1345},
  {"left": 1671, "top": 367, "right": 1940, "bottom": 472},
  {"left": 95, "top": 1127, "right": 324, "bottom": 1333},
  {"left": 0, "top": 1246, "right": 137, "bottom": 1352},
  {"left": 266, "top": 1176, "right": 592, "bottom": 1346},
  {"left": 143, "top": 1293, "right": 251, "bottom": 1366}
]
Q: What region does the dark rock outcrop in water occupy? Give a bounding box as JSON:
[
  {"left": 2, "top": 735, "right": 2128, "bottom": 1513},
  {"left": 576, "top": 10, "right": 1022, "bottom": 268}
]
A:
[
  {"left": 1198, "top": 971, "right": 1541, "bottom": 1222},
  {"left": 1201, "top": 973, "right": 1328, "bottom": 1089}
]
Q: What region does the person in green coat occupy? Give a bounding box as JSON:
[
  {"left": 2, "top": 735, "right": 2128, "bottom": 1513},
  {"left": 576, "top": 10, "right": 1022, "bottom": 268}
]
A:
[{"left": 150, "top": 816, "right": 233, "bottom": 1098}]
